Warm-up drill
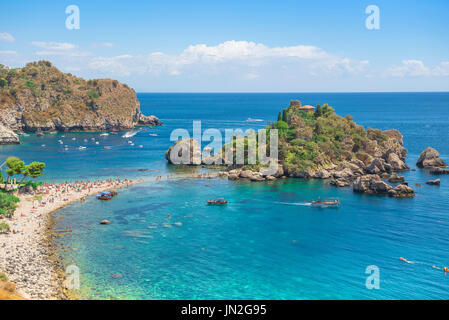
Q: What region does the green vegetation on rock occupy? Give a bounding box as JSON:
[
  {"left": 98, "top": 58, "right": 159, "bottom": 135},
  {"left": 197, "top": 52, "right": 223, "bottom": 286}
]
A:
[
  {"left": 0, "top": 61, "right": 160, "bottom": 134},
  {"left": 266, "top": 101, "right": 394, "bottom": 176}
]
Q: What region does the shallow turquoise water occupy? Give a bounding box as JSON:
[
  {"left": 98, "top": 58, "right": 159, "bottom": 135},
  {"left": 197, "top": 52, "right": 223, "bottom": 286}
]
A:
[{"left": 2, "top": 93, "right": 449, "bottom": 299}]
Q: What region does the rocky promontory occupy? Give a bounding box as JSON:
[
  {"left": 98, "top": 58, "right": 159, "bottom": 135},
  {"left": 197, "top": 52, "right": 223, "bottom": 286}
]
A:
[{"left": 0, "top": 61, "right": 161, "bottom": 144}]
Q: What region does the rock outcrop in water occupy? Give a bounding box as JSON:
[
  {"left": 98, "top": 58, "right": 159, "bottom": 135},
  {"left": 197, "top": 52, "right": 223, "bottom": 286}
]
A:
[
  {"left": 0, "top": 61, "right": 161, "bottom": 144},
  {"left": 165, "top": 138, "right": 202, "bottom": 165},
  {"left": 426, "top": 179, "right": 440, "bottom": 186},
  {"left": 416, "top": 147, "right": 447, "bottom": 168},
  {"left": 353, "top": 174, "right": 415, "bottom": 198}
]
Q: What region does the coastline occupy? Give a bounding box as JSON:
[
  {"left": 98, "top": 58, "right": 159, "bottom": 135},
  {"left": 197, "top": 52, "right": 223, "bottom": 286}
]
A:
[
  {"left": 0, "top": 178, "right": 143, "bottom": 300},
  {"left": 0, "top": 172, "right": 220, "bottom": 300}
]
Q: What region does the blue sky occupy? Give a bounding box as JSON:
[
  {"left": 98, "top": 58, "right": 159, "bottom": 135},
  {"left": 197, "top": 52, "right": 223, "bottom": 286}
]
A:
[{"left": 1, "top": 0, "right": 448, "bottom": 92}]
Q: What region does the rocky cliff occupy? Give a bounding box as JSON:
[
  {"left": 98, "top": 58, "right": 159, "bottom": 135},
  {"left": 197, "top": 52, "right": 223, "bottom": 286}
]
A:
[
  {"left": 0, "top": 61, "right": 161, "bottom": 144},
  {"left": 0, "top": 124, "right": 19, "bottom": 144}
]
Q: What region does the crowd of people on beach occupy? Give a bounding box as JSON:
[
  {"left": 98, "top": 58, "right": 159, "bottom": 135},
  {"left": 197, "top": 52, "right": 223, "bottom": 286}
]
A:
[{"left": 22, "top": 178, "right": 133, "bottom": 213}]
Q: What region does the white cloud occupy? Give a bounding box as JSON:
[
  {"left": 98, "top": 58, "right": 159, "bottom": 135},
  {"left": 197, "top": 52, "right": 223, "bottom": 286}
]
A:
[
  {"left": 0, "top": 32, "right": 14, "bottom": 43},
  {"left": 88, "top": 54, "right": 134, "bottom": 76},
  {"left": 31, "top": 41, "right": 77, "bottom": 51},
  {"left": 0, "top": 50, "right": 17, "bottom": 56},
  {"left": 92, "top": 42, "right": 114, "bottom": 48},
  {"left": 35, "top": 51, "right": 90, "bottom": 57},
  {"left": 244, "top": 72, "right": 259, "bottom": 80},
  {"left": 387, "top": 60, "right": 449, "bottom": 77},
  {"left": 388, "top": 60, "right": 430, "bottom": 77},
  {"left": 433, "top": 61, "right": 449, "bottom": 76},
  {"left": 87, "top": 40, "right": 365, "bottom": 78},
  {"left": 31, "top": 41, "right": 92, "bottom": 58}
]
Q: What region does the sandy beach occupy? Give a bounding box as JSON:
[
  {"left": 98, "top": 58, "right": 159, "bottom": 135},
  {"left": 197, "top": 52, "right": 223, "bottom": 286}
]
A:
[
  {"left": 0, "top": 178, "right": 141, "bottom": 300},
  {"left": 0, "top": 172, "right": 221, "bottom": 300}
]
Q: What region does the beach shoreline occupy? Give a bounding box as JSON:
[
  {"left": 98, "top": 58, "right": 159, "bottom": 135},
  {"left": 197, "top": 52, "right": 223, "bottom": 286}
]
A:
[
  {"left": 0, "top": 171, "right": 221, "bottom": 300},
  {"left": 0, "top": 178, "right": 143, "bottom": 300}
]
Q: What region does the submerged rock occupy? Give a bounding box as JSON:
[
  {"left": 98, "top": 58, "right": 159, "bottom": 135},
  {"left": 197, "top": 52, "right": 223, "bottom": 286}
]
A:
[
  {"left": 417, "top": 147, "right": 447, "bottom": 168},
  {"left": 426, "top": 179, "right": 440, "bottom": 186},
  {"left": 429, "top": 167, "right": 449, "bottom": 174}
]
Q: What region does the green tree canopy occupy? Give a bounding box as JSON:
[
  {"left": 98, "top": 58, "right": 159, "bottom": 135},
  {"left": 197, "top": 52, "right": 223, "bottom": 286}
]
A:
[
  {"left": 0, "top": 191, "right": 19, "bottom": 217},
  {"left": 5, "top": 157, "right": 25, "bottom": 178},
  {"left": 22, "top": 162, "right": 45, "bottom": 181}
]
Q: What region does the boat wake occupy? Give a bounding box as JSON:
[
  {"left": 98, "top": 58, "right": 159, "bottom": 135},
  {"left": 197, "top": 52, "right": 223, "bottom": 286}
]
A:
[
  {"left": 276, "top": 201, "right": 312, "bottom": 206},
  {"left": 122, "top": 130, "right": 139, "bottom": 138},
  {"left": 246, "top": 118, "right": 264, "bottom": 122}
]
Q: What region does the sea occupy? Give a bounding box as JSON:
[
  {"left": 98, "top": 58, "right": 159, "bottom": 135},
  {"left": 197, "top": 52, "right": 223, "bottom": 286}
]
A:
[{"left": 1, "top": 92, "right": 449, "bottom": 299}]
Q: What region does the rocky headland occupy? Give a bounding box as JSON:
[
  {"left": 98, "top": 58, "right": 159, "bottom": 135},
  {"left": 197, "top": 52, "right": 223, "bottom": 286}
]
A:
[{"left": 0, "top": 61, "right": 161, "bottom": 144}]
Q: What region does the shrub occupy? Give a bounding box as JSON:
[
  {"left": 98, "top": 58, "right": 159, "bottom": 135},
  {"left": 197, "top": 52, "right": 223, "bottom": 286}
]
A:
[
  {"left": 88, "top": 90, "right": 100, "bottom": 99},
  {"left": 0, "top": 78, "right": 8, "bottom": 88},
  {"left": 24, "top": 180, "right": 43, "bottom": 190},
  {"left": 0, "top": 222, "right": 10, "bottom": 234},
  {"left": 0, "top": 191, "right": 20, "bottom": 218},
  {"left": 0, "top": 272, "right": 8, "bottom": 281}
]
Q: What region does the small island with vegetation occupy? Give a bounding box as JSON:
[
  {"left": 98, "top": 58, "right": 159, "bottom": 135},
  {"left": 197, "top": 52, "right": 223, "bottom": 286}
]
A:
[
  {"left": 167, "top": 100, "right": 448, "bottom": 198},
  {"left": 0, "top": 61, "right": 162, "bottom": 145}
]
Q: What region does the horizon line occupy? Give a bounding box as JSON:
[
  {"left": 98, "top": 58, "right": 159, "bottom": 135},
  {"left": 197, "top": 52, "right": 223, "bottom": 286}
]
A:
[{"left": 135, "top": 91, "right": 449, "bottom": 94}]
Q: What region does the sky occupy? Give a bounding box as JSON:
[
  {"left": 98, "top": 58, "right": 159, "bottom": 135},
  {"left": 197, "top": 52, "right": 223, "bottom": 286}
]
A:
[{"left": 0, "top": 0, "right": 448, "bottom": 92}]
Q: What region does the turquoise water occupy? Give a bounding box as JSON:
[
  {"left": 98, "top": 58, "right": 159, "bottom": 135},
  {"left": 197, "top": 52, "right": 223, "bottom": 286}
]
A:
[{"left": 1, "top": 93, "right": 449, "bottom": 299}]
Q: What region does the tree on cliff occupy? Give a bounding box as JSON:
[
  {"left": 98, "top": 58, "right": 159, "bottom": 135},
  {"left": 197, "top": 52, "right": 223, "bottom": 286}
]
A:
[{"left": 0, "top": 78, "right": 8, "bottom": 88}]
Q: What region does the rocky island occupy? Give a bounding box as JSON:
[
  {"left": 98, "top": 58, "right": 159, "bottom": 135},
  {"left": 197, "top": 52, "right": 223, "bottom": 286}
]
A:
[
  {"left": 166, "top": 100, "right": 418, "bottom": 198},
  {"left": 0, "top": 61, "right": 161, "bottom": 144}
]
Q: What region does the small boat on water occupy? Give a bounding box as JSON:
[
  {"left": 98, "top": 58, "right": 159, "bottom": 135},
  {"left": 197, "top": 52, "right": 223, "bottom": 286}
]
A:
[
  {"left": 207, "top": 198, "right": 228, "bottom": 206},
  {"left": 97, "top": 191, "right": 118, "bottom": 201},
  {"left": 311, "top": 198, "right": 340, "bottom": 208},
  {"left": 149, "top": 134, "right": 158, "bottom": 137}
]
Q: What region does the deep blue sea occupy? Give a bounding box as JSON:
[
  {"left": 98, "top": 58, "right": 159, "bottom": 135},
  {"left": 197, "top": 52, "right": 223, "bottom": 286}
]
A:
[{"left": 1, "top": 92, "right": 449, "bottom": 299}]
